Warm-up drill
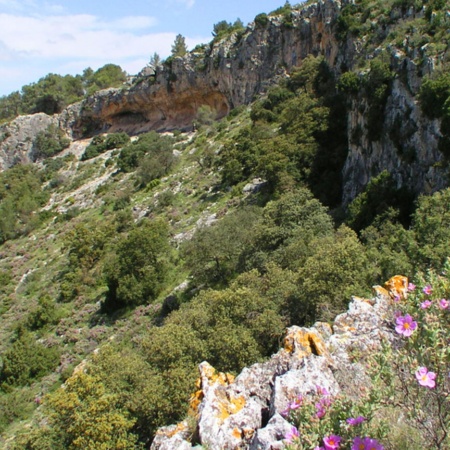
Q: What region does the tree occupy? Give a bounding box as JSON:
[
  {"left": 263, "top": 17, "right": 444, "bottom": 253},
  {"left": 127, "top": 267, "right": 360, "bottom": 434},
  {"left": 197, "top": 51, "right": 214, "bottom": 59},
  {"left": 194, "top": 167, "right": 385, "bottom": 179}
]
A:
[
  {"left": 212, "top": 20, "right": 232, "bottom": 37},
  {"left": 33, "top": 124, "right": 70, "bottom": 160},
  {"left": 103, "top": 219, "right": 171, "bottom": 311},
  {"left": 44, "top": 372, "right": 138, "bottom": 449},
  {"left": 410, "top": 188, "right": 450, "bottom": 271},
  {"left": 83, "top": 64, "right": 127, "bottom": 96},
  {"left": 243, "top": 188, "right": 334, "bottom": 271},
  {"left": 181, "top": 206, "right": 262, "bottom": 287},
  {"left": 295, "top": 226, "right": 373, "bottom": 324},
  {"left": 171, "top": 34, "right": 188, "bottom": 57},
  {"left": 148, "top": 52, "right": 161, "bottom": 68}
]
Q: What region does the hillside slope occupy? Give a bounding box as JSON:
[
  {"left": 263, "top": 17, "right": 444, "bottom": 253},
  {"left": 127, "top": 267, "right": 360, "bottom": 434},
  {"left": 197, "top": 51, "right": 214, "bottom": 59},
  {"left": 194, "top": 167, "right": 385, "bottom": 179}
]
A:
[{"left": 0, "top": 0, "right": 449, "bottom": 448}]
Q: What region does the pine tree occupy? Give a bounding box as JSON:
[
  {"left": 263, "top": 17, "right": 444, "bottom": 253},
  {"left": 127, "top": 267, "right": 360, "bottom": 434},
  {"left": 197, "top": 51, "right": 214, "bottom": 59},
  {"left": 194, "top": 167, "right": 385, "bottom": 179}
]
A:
[{"left": 171, "top": 34, "right": 188, "bottom": 57}]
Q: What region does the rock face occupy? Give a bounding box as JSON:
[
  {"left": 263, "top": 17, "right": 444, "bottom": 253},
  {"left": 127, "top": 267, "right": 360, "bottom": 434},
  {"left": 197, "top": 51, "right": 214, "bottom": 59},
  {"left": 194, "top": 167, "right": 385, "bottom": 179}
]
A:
[
  {"left": 151, "top": 276, "right": 407, "bottom": 450},
  {"left": 342, "top": 70, "right": 447, "bottom": 205},
  {"left": 0, "top": 114, "right": 57, "bottom": 170},
  {"left": 68, "top": 0, "right": 341, "bottom": 137},
  {"left": 0, "top": 0, "right": 447, "bottom": 203}
]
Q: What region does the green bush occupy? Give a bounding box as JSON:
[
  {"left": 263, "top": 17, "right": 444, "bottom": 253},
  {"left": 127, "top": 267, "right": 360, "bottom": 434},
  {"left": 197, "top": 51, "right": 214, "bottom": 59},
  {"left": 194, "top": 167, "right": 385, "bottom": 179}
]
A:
[
  {"left": 254, "top": 13, "right": 269, "bottom": 28},
  {"left": 338, "top": 71, "right": 361, "bottom": 94},
  {"left": 103, "top": 219, "right": 171, "bottom": 311},
  {"left": 364, "top": 59, "right": 394, "bottom": 141},
  {"left": 243, "top": 188, "right": 334, "bottom": 271},
  {"left": 0, "top": 329, "right": 60, "bottom": 387},
  {"left": 82, "top": 132, "right": 130, "bottom": 160},
  {"left": 43, "top": 371, "right": 138, "bottom": 449},
  {"left": 33, "top": 124, "right": 70, "bottom": 159},
  {"left": 295, "top": 225, "right": 373, "bottom": 323},
  {"left": 118, "top": 131, "right": 174, "bottom": 179},
  {"left": 0, "top": 164, "right": 49, "bottom": 242},
  {"left": 346, "top": 170, "right": 414, "bottom": 233},
  {"left": 181, "top": 206, "right": 263, "bottom": 287}
]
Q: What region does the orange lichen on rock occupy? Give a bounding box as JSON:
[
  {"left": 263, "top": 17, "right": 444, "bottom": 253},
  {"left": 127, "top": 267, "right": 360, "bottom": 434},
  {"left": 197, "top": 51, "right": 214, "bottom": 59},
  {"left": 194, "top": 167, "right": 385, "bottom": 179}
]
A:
[
  {"left": 283, "top": 328, "right": 327, "bottom": 358},
  {"left": 216, "top": 391, "right": 246, "bottom": 422},
  {"left": 189, "top": 362, "right": 236, "bottom": 416},
  {"left": 373, "top": 285, "right": 390, "bottom": 298},
  {"left": 232, "top": 427, "right": 242, "bottom": 439},
  {"left": 166, "top": 421, "right": 188, "bottom": 438},
  {"left": 200, "top": 362, "right": 235, "bottom": 386},
  {"left": 189, "top": 389, "right": 204, "bottom": 416},
  {"left": 384, "top": 275, "right": 408, "bottom": 300}
]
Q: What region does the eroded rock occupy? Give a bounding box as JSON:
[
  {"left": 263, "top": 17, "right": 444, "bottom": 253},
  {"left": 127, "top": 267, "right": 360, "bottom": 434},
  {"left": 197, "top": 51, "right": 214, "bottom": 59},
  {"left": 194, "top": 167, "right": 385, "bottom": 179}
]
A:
[{"left": 151, "top": 276, "right": 405, "bottom": 449}]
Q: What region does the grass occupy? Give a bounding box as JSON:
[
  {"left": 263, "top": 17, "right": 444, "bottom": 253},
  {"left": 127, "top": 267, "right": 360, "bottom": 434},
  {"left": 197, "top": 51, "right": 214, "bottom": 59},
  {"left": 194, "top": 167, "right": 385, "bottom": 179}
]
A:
[{"left": 0, "top": 109, "right": 254, "bottom": 445}]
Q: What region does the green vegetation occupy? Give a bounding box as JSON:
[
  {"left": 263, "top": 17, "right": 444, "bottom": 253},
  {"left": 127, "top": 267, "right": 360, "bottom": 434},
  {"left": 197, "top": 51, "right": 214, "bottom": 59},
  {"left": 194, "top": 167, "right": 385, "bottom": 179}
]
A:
[
  {"left": 81, "top": 132, "right": 130, "bottom": 161},
  {"left": 33, "top": 124, "right": 70, "bottom": 160},
  {"left": 0, "top": 64, "right": 127, "bottom": 123},
  {"left": 0, "top": 164, "right": 49, "bottom": 242},
  {"left": 211, "top": 18, "right": 245, "bottom": 40},
  {"left": 103, "top": 219, "right": 171, "bottom": 311},
  {"left": 0, "top": 328, "right": 60, "bottom": 388},
  {"left": 1, "top": 0, "right": 450, "bottom": 447},
  {"left": 171, "top": 34, "right": 188, "bottom": 57},
  {"left": 117, "top": 131, "right": 175, "bottom": 180}
]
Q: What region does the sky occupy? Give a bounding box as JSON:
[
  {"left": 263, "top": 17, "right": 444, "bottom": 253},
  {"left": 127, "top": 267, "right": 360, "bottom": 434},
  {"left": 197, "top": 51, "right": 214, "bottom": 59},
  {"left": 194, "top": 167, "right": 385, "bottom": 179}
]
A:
[{"left": 0, "top": 0, "right": 288, "bottom": 97}]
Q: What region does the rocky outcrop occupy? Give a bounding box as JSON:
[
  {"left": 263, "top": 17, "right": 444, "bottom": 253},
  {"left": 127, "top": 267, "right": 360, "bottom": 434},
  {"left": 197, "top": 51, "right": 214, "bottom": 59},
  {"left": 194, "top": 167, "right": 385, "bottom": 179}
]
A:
[
  {"left": 0, "top": 0, "right": 342, "bottom": 170},
  {"left": 0, "top": 0, "right": 447, "bottom": 204},
  {"left": 151, "top": 276, "right": 407, "bottom": 449},
  {"left": 342, "top": 65, "right": 448, "bottom": 205},
  {"left": 0, "top": 114, "right": 57, "bottom": 170},
  {"left": 68, "top": 0, "right": 341, "bottom": 137}
]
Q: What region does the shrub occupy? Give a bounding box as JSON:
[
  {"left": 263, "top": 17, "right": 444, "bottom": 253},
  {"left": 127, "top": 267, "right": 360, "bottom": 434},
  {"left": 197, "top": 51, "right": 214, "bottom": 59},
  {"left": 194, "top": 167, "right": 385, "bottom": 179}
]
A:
[
  {"left": 43, "top": 371, "right": 138, "bottom": 449},
  {"left": 370, "top": 269, "right": 450, "bottom": 448},
  {"left": 338, "top": 71, "right": 361, "bottom": 94},
  {"left": 346, "top": 170, "right": 414, "bottom": 233},
  {"left": 364, "top": 59, "right": 394, "bottom": 141},
  {"left": 254, "top": 13, "right": 269, "bottom": 28},
  {"left": 103, "top": 219, "right": 171, "bottom": 311},
  {"left": 181, "top": 206, "right": 263, "bottom": 287},
  {"left": 295, "top": 226, "right": 373, "bottom": 323},
  {"left": 0, "top": 328, "right": 60, "bottom": 387},
  {"left": 33, "top": 124, "right": 70, "bottom": 160},
  {"left": 0, "top": 164, "right": 49, "bottom": 242},
  {"left": 118, "top": 131, "right": 174, "bottom": 177},
  {"left": 82, "top": 132, "right": 130, "bottom": 160}
]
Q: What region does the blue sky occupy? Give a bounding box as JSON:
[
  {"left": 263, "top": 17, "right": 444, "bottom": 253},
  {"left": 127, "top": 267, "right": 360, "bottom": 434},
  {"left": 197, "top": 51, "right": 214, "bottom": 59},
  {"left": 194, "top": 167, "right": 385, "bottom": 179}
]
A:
[{"left": 0, "top": 0, "right": 288, "bottom": 96}]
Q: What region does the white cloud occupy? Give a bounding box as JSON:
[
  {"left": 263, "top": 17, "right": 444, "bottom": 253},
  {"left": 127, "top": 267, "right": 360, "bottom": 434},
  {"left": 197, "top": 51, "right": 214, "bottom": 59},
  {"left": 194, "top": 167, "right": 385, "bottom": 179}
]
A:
[
  {"left": 0, "top": 7, "right": 209, "bottom": 95},
  {"left": 0, "top": 13, "right": 166, "bottom": 60}
]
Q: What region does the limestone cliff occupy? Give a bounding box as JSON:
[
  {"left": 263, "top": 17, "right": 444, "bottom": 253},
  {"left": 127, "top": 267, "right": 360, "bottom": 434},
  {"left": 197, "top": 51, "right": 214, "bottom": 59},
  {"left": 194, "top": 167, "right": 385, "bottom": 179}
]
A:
[
  {"left": 150, "top": 276, "right": 407, "bottom": 449},
  {"left": 0, "top": 0, "right": 448, "bottom": 203}
]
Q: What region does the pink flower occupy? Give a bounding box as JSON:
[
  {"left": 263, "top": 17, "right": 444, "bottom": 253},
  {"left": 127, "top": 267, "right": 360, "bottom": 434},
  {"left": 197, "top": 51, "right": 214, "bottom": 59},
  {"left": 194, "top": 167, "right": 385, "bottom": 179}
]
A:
[
  {"left": 316, "top": 404, "right": 326, "bottom": 418},
  {"left": 423, "top": 285, "right": 432, "bottom": 295},
  {"left": 315, "top": 395, "right": 332, "bottom": 418},
  {"left": 415, "top": 367, "right": 436, "bottom": 388},
  {"left": 439, "top": 298, "right": 449, "bottom": 309},
  {"left": 352, "top": 437, "right": 384, "bottom": 450},
  {"left": 395, "top": 314, "right": 417, "bottom": 337},
  {"left": 347, "top": 415, "right": 366, "bottom": 425},
  {"left": 420, "top": 300, "right": 432, "bottom": 309},
  {"left": 284, "top": 426, "right": 300, "bottom": 443},
  {"left": 316, "top": 385, "right": 330, "bottom": 396},
  {"left": 393, "top": 294, "right": 401, "bottom": 303},
  {"left": 314, "top": 447, "right": 325, "bottom": 450},
  {"left": 351, "top": 437, "right": 366, "bottom": 450},
  {"left": 323, "top": 434, "right": 341, "bottom": 449},
  {"left": 288, "top": 395, "right": 303, "bottom": 409},
  {"left": 408, "top": 283, "right": 416, "bottom": 292}
]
